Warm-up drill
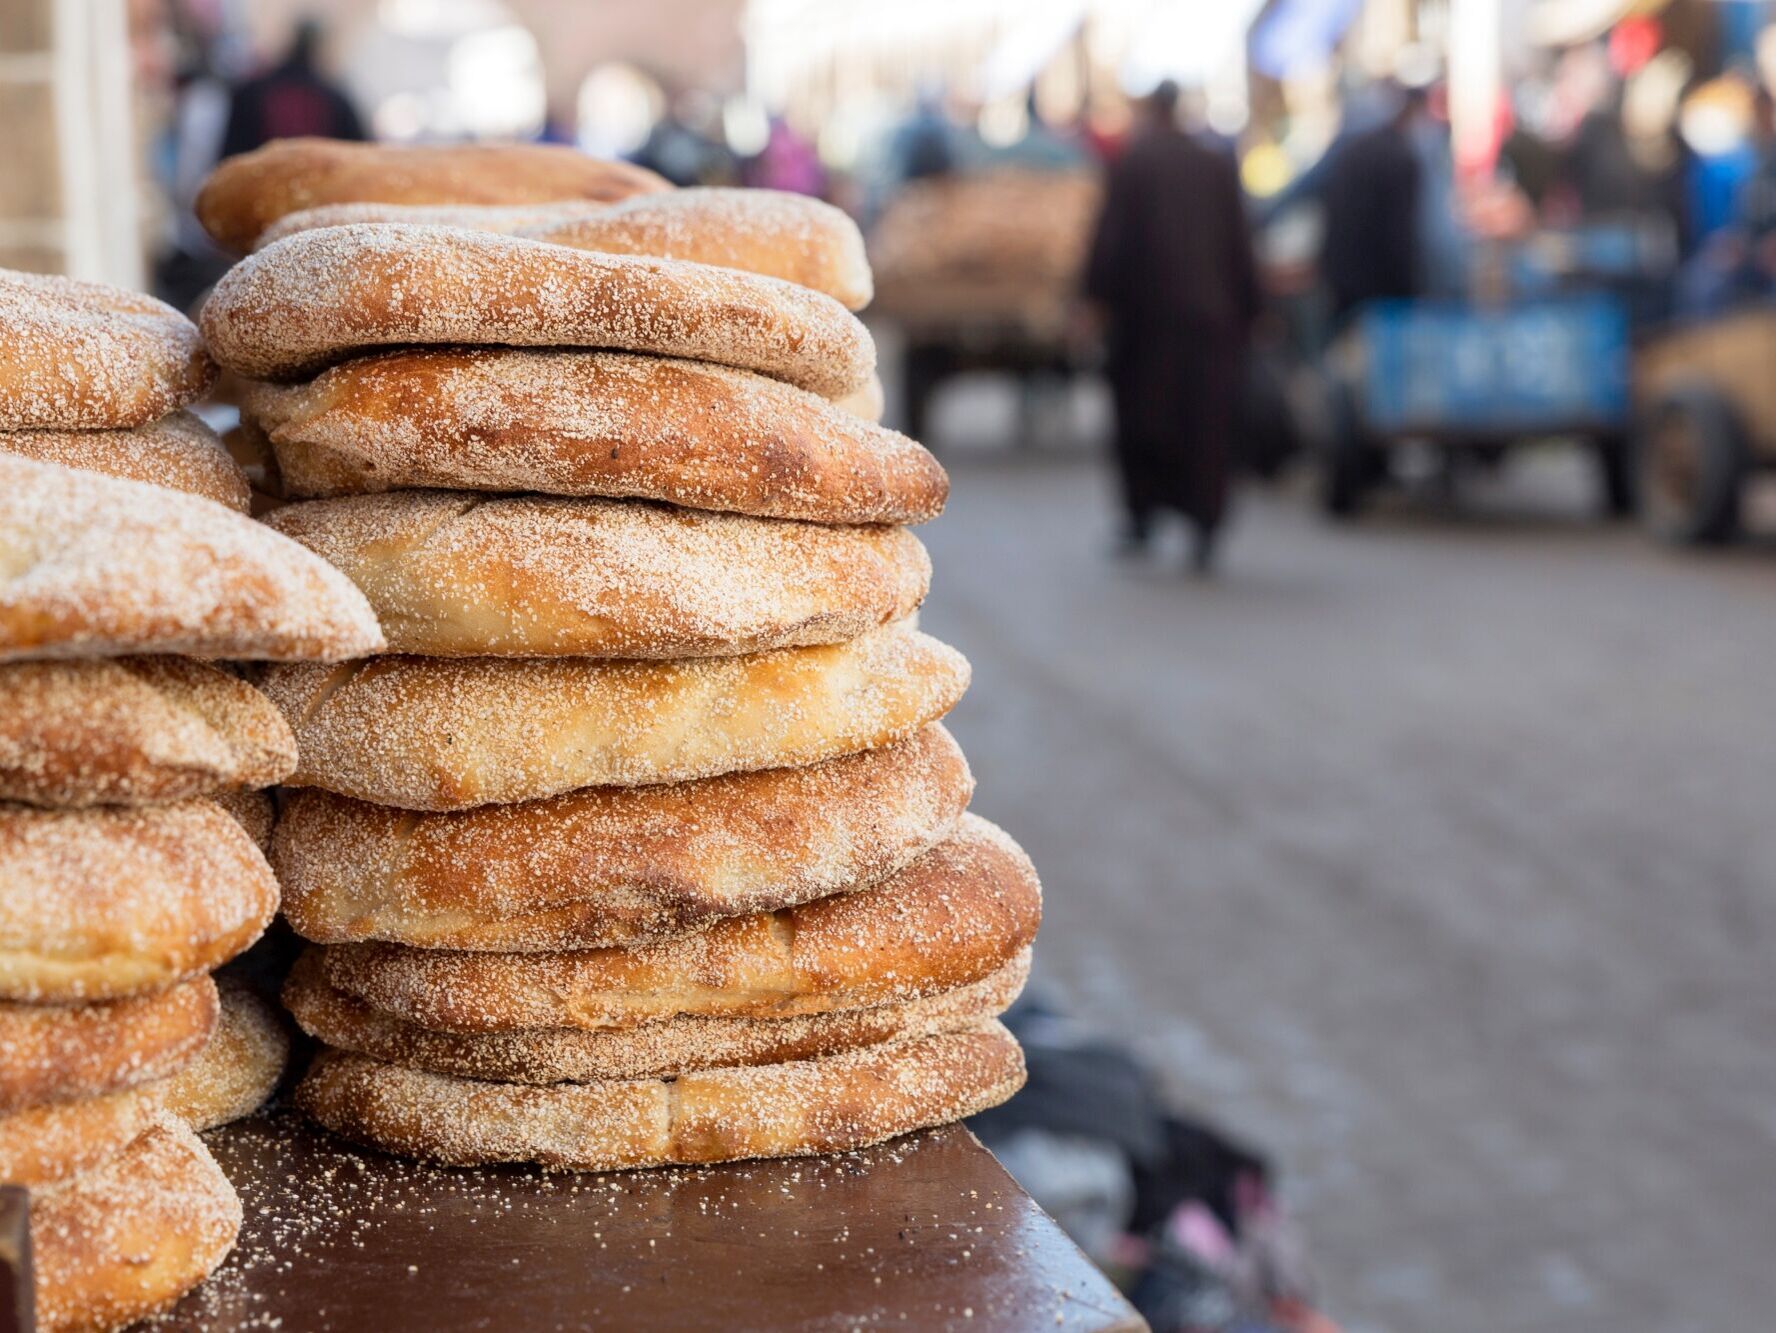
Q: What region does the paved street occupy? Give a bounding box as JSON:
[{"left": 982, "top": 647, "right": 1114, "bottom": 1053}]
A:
[{"left": 912, "top": 412, "right": 1776, "bottom": 1333}]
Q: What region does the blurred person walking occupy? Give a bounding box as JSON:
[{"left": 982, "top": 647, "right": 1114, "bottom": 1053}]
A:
[
  {"left": 1319, "top": 85, "right": 1426, "bottom": 323},
  {"left": 219, "top": 18, "right": 364, "bottom": 158},
  {"left": 1084, "top": 82, "right": 1258, "bottom": 574}
]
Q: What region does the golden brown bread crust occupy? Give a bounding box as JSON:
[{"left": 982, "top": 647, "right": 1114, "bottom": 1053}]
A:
[
  {"left": 196, "top": 138, "right": 668, "bottom": 252},
  {"left": 297, "top": 1022, "right": 1024, "bottom": 1170},
  {"left": 220, "top": 418, "right": 285, "bottom": 506},
  {"left": 160, "top": 977, "right": 288, "bottom": 1131},
  {"left": 211, "top": 787, "right": 275, "bottom": 850},
  {"left": 0, "top": 657, "right": 295, "bottom": 807},
  {"left": 261, "top": 623, "right": 968, "bottom": 810},
  {"left": 834, "top": 372, "right": 886, "bottom": 423},
  {"left": 255, "top": 199, "right": 613, "bottom": 249},
  {"left": 199, "top": 224, "right": 875, "bottom": 398},
  {"left": 0, "top": 976, "right": 217, "bottom": 1114},
  {"left": 0, "top": 1086, "right": 160, "bottom": 1186},
  {"left": 0, "top": 271, "right": 214, "bottom": 430},
  {"left": 0, "top": 457, "right": 387, "bottom": 663},
  {"left": 273, "top": 724, "right": 972, "bottom": 951},
  {"left": 322, "top": 815, "right": 1039, "bottom": 1034},
  {"left": 240, "top": 349, "right": 946, "bottom": 524},
  {"left": 263, "top": 490, "right": 930, "bottom": 659},
  {"left": 524, "top": 188, "right": 873, "bottom": 308},
  {"left": 0, "top": 800, "right": 279, "bottom": 1002},
  {"left": 31, "top": 1115, "right": 241, "bottom": 1333},
  {"left": 0, "top": 412, "right": 250, "bottom": 512},
  {"left": 286, "top": 946, "right": 1028, "bottom": 1084}
]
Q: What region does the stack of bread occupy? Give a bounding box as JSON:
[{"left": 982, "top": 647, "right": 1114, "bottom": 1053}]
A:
[
  {"left": 0, "top": 270, "right": 384, "bottom": 1329},
  {"left": 195, "top": 169, "right": 1040, "bottom": 1172}
]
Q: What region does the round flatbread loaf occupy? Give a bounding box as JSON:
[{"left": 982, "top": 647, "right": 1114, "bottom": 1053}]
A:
[
  {"left": 0, "top": 976, "right": 217, "bottom": 1114},
  {"left": 297, "top": 1022, "right": 1024, "bottom": 1170},
  {"left": 197, "top": 138, "right": 668, "bottom": 251},
  {"left": 200, "top": 224, "right": 875, "bottom": 398},
  {"left": 0, "top": 657, "right": 295, "bottom": 807},
  {"left": 835, "top": 372, "right": 886, "bottom": 423},
  {"left": 0, "top": 411, "right": 250, "bottom": 512},
  {"left": 0, "top": 1085, "right": 161, "bottom": 1186},
  {"left": 255, "top": 199, "right": 612, "bottom": 249},
  {"left": 31, "top": 1115, "right": 241, "bottom": 1333},
  {"left": 321, "top": 814, "right": 1039, "bottom": 1034},
  {"left": 212, "top": 787, "right": 275, "bottom": 850},
  {"left": 0, "top": 270, "right": 214, "bottom": 430},
  {"left": 0, "top": 456, "right": 386, "bottom": 662},
  {"left": 264, "top": 490, "right": 929, "bottom": 659},
  {"left": 524, "top": 188, "right": 873, "bottom": 308},
  {"left": 0, "top": 800, "right": 279, "bottom": 1002},
  {"left": 240, "top": 349, "right": 945, "bottom": 523},
  {"left": 286, "top": 947, "right": 1028, "bottom": 1085},
  {"left": 160, "top": 978, "right": 288, "bottom": 1131},
  {"left": 261, "top": 622, "right": 967, "bottom": 810},
  {"left": 273, "top": 724, "right": 971, "bottom": 951}
]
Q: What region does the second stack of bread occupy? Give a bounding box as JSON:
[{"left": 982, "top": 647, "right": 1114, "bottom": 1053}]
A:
[
  {"left": 0, "top": 268, "right": 383, "bottom": 1329},
  {"left": 200, "top": 183, "right": 1039, "bottom": 1170}
]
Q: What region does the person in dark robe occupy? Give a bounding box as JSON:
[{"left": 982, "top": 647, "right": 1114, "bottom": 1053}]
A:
[
  {"left": 1317, "top": 86, "right": 1425, "bottom": 323},
  {"left": 219, "top": 18, "right": 365, "bottom": 160},
  {"left": 1084, "top": 81, "right": 1259, "bottom": 574}
]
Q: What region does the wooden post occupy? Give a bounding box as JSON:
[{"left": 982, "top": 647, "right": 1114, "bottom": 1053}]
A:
[
  {"left": 0, "top": 1186, "right": 31, "bottom": 1333},
  {"left": 0, "top": 0, "right": 139, "bottom": 283}
]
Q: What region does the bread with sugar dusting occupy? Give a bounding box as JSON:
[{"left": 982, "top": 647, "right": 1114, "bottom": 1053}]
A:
[
  {"left": 0, "top": 411, "right": 249, "bottom": 512},
  {"left": 320, "top": 815, "right": 1039, "bottom": 1033},
  {"left": 273, "top": 724, "right": 971, "bottom": 951},
  {"left": 0, "top": 270, "right": 213, "bottom": 430},
  {"left": 0, "top": 658, "right": 294, "bottom": 807},
  {"left": 286, "top": 946, "right": 1025, "bottom": 1085},
  {"left": 260, "top": 622, "right": 967, "bottom": 810},
  {"left": 0, "top": 456, "right": 385, "bottom": 662},
  {"left": 196, "top": 138, "right": 667, "bottom": 251},
  {"left": 525, "top": 187, "right": 872, "bottom": 308},
  {"left": 297, "top": 1022, "right": 1024, "bottom": 1171},
  {"left": 0, "top": 800, "right": 278, "bottom": 1002},
  {"left": 254, "top": 199, "right": 612, "bottom": 248},
  {"left": 264, "top": 490, "right": 929, "bottom": 658},
  {"left": 29, "top": 1115, "right": 240, "bottom": 1332},
  {"left": 200, "top": 224, "right": 874, "bottom": 398},
  {"left": 241, "top": 349, "right": 944, "bottom": 522},
  {"left": 0, "top": 977, "right": 217, "bottom": 1114}
]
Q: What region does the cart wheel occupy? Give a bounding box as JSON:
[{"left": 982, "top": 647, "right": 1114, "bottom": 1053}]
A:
[
  {"left": 1593, "top": 431, "right": 1635, "bottom": 519},
  {"left": 1319, "top": 380, "right": 1372, "bottom": 519},
  {"left": 1635, "top": 386, "right": 1746, "bottom": 545}
]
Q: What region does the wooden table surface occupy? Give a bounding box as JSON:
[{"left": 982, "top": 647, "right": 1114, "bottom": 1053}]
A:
[{"left": 148, "top": 1112, "right": 1145, "bottom": 1332}]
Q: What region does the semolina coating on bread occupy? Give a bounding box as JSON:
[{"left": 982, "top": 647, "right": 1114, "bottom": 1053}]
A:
[
  {"left": 0, "top": 800, "right": 279, "bottom": 1003},
  {"left": 29, "top": 1115, "right": 240, "bottom": 1332},
  {"left": 273, "top": 724, "right": 972, "bottom": 952},
  {"left": 260, "top": 622, "right": 968, "bottom": 810},
  {"left": 297, "top": 1022, "right": 1025, "bottom": 1171},
  {"left": 0, "top": 271, "right": 213, "bottom": 430},
  {"left": 0, "top": 411, "right": 250, "bottom": 512},
  {"left": 0, "top": 658, "right": 294, "bottom": 808},
  {"left": 262, "top": 490, "right": 931, "bottom": 659},
  {"left": 320, "top": 815, "right": 1040, "bottom": 1034},
  {"left": 240, "top": 349, "right": 944, "bottom": 523}
]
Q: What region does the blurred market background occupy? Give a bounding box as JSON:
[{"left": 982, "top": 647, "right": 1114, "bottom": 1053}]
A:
[{"left": 9, "top": 1, "right": 1776, "bottom": 1330}]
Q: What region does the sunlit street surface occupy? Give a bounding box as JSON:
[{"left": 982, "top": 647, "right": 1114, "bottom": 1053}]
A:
[{"left": 919, "top": 403, "right": 1776, "bottom": 1333}]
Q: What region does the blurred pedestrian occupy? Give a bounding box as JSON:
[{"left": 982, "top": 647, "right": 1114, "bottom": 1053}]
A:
[
  {"left": 219, "top": 18, "right": 363, "bottom": 158},
  {"left": 1083, "top": 81, "right": 1258, "bottom": 574},
  {"left": 1318, "top": 84, "right": 1426, "bottom": 322},
  {"left": 750, "top": 117, "right": 825, "bottom": 197},
  {"left": 890, "top": 89, "right": 958, "bottom": 184},
  {"left": 635, "top": 91, "right": 739, "bottom": 187}
]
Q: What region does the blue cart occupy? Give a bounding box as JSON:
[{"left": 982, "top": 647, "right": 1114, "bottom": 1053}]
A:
[{"left": 1321, "top": 294, "right": 1636, "bottom": 516}]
